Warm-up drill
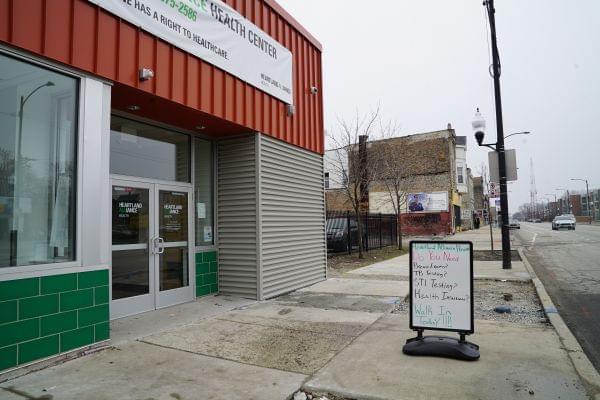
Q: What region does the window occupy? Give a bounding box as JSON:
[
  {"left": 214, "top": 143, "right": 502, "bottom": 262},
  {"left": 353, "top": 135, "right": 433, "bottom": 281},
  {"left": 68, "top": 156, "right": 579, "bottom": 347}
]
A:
[
  {"left": 324, "top": 172, "right": 330, "bottom": 189},
  {"left": 0, "top": 53, "right": 78, "bottom": 268},
  {"left": 457, "top": 163, "right": 464, "bottom": 184},
  {"left": 194, "top": 138, "right": 214, "bottom": 246},
  {"left": 110, "top": 116, "right": 190, "bottom": 182}
]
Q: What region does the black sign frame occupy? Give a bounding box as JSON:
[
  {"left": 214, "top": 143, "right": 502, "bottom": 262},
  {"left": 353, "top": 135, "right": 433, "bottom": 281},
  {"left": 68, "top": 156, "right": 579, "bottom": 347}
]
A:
[{"left": 408, "top": 240, "right": 475, "bottom": 335}]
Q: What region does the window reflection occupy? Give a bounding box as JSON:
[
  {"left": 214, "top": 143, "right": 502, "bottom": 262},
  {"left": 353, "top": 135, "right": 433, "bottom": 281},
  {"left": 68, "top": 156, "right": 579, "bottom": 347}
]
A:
[
  {"left": 0, "top": 53, "right": 78, "bottom": 267},
  {"left": 160, "top": 247, "right": 189, "bottom": 291},
  {"left": 194, "top": 139, "right": 214, "bottom": 246},
  {"left": 112, "top": 187, "right": 149, "bottom": 245},
  {"left": 110, "top": 116, "right": 190, "bottom": 182}
]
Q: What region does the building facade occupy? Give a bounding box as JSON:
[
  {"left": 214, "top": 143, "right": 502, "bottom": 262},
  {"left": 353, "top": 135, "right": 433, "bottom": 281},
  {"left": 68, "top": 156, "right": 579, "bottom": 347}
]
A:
[
  {"left": 0, "top": 0, "right": 325, "bottom": 373},
  {"left": 592, "top": 189, "right": 599, "bottom": 221},
  {"left": 472, "top": 176, "right": 487, "bottom": 224},
  {"left": 580, "top": 189, "right": 599, "bottom": 221},
  {"left": 324, "top": 128, "right": 461, "bottom": 236},
  {"left": 460, "top": 167, "right": 475, "bottom": 230}
]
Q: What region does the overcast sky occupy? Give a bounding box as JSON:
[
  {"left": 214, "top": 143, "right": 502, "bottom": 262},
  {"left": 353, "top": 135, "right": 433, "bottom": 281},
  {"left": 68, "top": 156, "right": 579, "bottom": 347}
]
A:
[{"left": 278, "top": 0, "right": 600, "bottom": 213}]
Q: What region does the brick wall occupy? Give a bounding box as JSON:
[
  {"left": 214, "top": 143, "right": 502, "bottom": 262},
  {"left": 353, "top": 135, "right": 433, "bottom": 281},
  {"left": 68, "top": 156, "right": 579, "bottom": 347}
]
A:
[
  {"left": 570, "top": 194, "right": 582, "bottom": 216},
  {"left": 0, "top": 270, "right": 109, "bottom": 372},
  {"left": 401, "top": 212, "right": 452, "bottom": 236},
  {"left": 325, "top": 189, "right": 353, "bottom": 212}
]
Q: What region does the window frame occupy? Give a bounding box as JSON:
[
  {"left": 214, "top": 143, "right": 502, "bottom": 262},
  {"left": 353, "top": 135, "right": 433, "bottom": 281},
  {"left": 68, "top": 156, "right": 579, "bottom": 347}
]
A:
[
  {"left": 193, "top": 137, "right": 217, "bottom": 251},
  {"left": 457, "top": 163, "right": 464, "bottom": 184},
  {"left": 109, "top": 112, "right": 218, "bottom": 253},
  {"left": 0, "top": 46, "right": 85, "bottom": 280},
  {"left": 109, "top": 114, "right": 193, "bottom": 184}
]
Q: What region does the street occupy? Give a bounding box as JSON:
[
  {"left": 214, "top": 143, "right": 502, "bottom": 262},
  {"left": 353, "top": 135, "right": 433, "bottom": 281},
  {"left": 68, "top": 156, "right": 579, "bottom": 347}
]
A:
[{"left": 515, "top": 222, "right": 600, "bottom": 371}]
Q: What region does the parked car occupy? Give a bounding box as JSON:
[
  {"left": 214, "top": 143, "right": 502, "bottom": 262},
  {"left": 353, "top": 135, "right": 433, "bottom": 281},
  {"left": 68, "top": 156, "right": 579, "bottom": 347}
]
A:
[
  {"left": 552, "top": 215, "right": 576, "bottom": 230},
  {"left": 326, "top": 217, "right": 358, "bottom": 252},
  {"left": 508, "top": 219, "right": 520, "bottom": 229}
]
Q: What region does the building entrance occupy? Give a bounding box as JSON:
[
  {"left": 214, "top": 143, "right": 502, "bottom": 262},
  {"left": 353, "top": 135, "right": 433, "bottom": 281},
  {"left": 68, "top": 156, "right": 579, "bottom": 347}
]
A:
[
  {"left": 109, "top": 115, "right": 194, "bottom": 319},
  {"left": 110, "top": 179, "right": 193, "bottom": 319}
]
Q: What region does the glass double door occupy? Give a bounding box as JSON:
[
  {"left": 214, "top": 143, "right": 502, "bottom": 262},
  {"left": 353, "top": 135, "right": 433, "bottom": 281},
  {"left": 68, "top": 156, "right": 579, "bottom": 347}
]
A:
[{"left": 111, "top": 179, "right": 193, "bottom": 319}]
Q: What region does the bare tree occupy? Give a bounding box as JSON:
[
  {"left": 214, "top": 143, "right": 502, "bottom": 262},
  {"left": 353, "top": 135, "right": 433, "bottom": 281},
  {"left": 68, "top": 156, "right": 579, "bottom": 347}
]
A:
[
  {"left": 327, "top": 108, "right": 381, "bottom": 258},
  {"left": 371, "top": 121, "right": 411, "bottom": 250}
]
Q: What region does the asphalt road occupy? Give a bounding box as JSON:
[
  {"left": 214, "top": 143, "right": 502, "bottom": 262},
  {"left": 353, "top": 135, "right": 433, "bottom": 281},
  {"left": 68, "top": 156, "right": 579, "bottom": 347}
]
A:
[{"left": 515, "top": 222, "right": 600, "bottom": 371}]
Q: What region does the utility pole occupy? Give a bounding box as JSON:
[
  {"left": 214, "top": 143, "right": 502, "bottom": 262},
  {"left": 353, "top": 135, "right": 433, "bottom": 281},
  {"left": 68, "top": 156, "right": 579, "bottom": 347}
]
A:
[
  {"left": 484, "top": 0, "right": 511, "bottom": 269},
  {"left": 545, "top": 193, "right": 557, "bottom": 219},
  {"left": 584, "top": 182, "right": 591, "bottom": 222},
  {"left": 530, "top": 158, "right": 537, "bottom": 220},
  {"left": 482, "top": 167, "right": 494, "bottom": 252},
  {"left": 572, "top": 178, "right": 594, "bottom": 224}
]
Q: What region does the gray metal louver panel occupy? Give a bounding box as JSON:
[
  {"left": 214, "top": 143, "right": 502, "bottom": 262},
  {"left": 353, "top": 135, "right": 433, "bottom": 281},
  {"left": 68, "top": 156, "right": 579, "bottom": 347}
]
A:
[
  {"left": 217, "top": 136, "right": 258, "bottom": 299},
  {"left": 259, "top": 136, "right": 326, "bottom": 299}
]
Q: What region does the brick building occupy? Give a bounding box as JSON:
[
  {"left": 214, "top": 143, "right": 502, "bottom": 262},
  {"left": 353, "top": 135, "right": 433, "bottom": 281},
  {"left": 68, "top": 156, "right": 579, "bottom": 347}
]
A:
[
  {"left": 325, "top": 127, "right": 465, "bottom": 235},
  {"left": 570, "top": 194, "right": 583, "bottom": 216}
]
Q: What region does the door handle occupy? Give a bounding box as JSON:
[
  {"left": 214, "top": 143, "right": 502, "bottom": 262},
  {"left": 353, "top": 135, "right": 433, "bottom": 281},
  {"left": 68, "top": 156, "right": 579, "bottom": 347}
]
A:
[{"left": 153, "top": 237, "right": 165, "bottom": 254}]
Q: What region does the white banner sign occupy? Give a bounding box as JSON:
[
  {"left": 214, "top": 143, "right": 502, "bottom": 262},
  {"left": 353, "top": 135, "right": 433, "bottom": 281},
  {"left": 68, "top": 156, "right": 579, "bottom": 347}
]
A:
[
  {"left": 407, "top": 192, "right": 449, "bottom": 213},
  {"left": 89, "top": 0, "right": 293, "bottom": 104},
  {"left": 410, "top": 241, "right": 473, "bottom": 333}
]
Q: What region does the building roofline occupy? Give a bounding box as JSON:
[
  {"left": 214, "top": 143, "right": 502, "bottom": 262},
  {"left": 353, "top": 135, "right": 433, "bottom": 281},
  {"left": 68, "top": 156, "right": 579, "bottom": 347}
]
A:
[
  {"left": 364, "top": 128, "right": 456, "bottom": 145},
  {"left": 264, "top": 0, "right": 323, "bottom": 51},
  {"left": 324, "top": 127, "right": 457, "bottom": 152}
]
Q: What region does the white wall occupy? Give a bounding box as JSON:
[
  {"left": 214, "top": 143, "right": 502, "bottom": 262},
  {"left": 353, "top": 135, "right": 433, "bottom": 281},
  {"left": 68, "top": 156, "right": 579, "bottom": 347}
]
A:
[
  {"left": 369, "top": 192, "right": 397, "bottom": 214},
  {"left": 324, "top": 148, "right": 347, "bottom": 190},
  {"left": 455, "top": 144, "right": 468, "bottom": 194}
]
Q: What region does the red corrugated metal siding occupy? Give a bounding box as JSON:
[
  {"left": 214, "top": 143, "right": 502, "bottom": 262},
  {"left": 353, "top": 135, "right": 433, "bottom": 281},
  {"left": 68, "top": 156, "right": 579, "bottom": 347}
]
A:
[{"left": 0, "top": 0, "right": 324, "bottom": 154}]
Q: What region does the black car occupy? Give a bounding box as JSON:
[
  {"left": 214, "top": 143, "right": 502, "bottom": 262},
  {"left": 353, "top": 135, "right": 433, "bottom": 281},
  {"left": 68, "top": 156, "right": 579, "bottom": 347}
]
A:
[{"left": 326, "top": 217, "right": 359, "bottom": 253}]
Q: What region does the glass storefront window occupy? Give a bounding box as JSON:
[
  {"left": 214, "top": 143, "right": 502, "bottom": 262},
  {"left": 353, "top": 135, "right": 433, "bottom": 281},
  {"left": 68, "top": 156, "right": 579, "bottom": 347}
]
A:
[
  {"left": 0, "top": 53, "right": 78, "bottom": 268},
  {"left": 110, "top": 116, "right": 190, "bottom": 182},
  {"left": 194, "top": 139, "right": 214, "bottom": 246}
]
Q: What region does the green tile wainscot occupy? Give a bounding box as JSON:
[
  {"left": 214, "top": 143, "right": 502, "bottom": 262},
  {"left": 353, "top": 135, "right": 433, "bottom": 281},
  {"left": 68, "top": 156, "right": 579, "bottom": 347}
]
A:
[
  {"left": 0, "top": 270, "right": 110, "bottom": 372},
  {"left": 195, "top": 250, "right": 218, "bottom": 297}
]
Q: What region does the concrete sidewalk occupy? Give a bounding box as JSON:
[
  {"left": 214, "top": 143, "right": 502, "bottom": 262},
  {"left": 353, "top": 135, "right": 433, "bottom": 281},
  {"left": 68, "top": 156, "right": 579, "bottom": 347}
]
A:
[
  {"left": 305, "top": 314, "right": 588, "bottom": 400},
  {"left": 409, "top": 225, "right": 504, "bottom": 251},
  {"left": 347, "top": 254, "right": 530, "bottom": 281},
  {"left": 1, "top": 233, "right": 597, "bottom": 400}
]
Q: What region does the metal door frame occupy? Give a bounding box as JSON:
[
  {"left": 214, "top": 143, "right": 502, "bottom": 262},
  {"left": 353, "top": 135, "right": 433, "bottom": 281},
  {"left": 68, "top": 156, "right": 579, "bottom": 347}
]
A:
[
  {"left": 110, "top": 176, "right": 195, "bottom": 319},
  {"left": 110, "top": 178, "right": 156, "bottom": 320},
  {"left": 154, "top": 182, "right": 194, "bottom": 310}
]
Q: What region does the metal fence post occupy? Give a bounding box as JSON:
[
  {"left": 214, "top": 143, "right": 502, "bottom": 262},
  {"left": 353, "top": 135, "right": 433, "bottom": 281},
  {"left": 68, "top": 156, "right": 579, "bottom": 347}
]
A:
[
  {"left": 378, "top": 213, "right": 382, "bottom": 249},
  {"left": 393, "top": 215, "right": 397, "bottom": 246},
  {"left": 365, "top": 212, "right": 369, "bottom": 252},
  {"left": 346, "top": 210, "right": 351, "bottom": 255},
  {"left": 390, "top": 215, "right": 398, "bottom": 246}
]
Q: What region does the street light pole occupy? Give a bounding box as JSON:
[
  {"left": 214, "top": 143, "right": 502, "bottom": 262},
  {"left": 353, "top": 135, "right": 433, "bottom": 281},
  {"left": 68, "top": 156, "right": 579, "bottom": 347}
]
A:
[
  {"left": 571, "top": 178, "right": 593, "bottom": 224},
  {"left": 10, "top": 81, "right": 55, "bottom": 266},
  {"left": 544, "top": 193, "right": 557, "bottom": 219},
  {"left": 543, "top": 198, "right": 552, "bottom": 221},
  {"left": 484, "top": 0, "right": 511, "bottom": 269},
  {"left": 556, "top": 188, "right": 570, "bottom": 214}
]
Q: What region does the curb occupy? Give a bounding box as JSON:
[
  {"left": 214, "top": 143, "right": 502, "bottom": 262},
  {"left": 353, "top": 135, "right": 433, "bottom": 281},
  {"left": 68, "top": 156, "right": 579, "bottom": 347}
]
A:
[{"left": 518, "top": 248, "right": 600, "bottom": 399}]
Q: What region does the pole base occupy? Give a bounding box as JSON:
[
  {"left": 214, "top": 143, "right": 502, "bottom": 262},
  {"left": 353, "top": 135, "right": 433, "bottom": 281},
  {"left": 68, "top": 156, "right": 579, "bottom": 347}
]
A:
[{"left": 403, "top": 335, "right": 480, "bottom": 361}]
